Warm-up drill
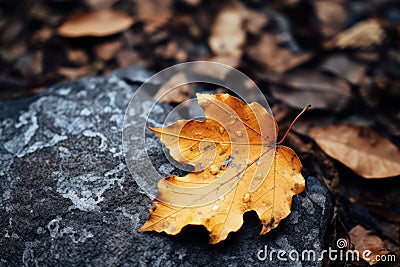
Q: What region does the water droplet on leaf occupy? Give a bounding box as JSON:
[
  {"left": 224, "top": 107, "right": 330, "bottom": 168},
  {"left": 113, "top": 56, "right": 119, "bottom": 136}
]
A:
[
  {"left": 210, "top": 164, "right": 219, "bottom": 175},
  {"left": 235, "top": 130, "right": 242, "bottom": 137},
  {"left": 243, "top": 193, "right": 251, "bottom": 203}
]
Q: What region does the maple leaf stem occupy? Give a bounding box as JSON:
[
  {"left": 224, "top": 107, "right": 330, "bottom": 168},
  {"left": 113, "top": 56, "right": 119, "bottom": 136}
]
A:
[{"left": 277, "top": 105, "right": 311, "bottom": 145}]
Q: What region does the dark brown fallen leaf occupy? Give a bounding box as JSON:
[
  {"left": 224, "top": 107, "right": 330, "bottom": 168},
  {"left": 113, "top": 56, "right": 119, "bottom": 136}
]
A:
[
  {"left": 354, "top": 51, "right": 379, "bottom": 63},
  {"left": 58, "top": 66, "right": 90, "bottom": 80},
  {"left": 241, "top": 8, "right": 269, "bottom": 35},
  {"left": 28, "top": 2, "right": 48, "bottom": 22},
  {"left": 314, "top": 0, "right": 347, "bottom": 38},
  {"left": 270, "top": 70, "right": 351, "bottom": 112},
  {"left": 325, "top": 19, "right": 386, "bottom": 49},
  {"left": 32, "top": 27, "right": 54, "bottom": 44},
  {"left": 135, "top": 0, "right": 173, "bottom": 32},
  {"left": 153, "top": 72, "right": 194, "bottom": 104},
  {"left": 154, "top": 40, "right": 188, "bottom": 62},
  {"left": 0, "top": 42, "right": 26, "bottom": 63},
  {"left": 94, "top": 40, "right": 121, "bottom": 61},
  {"left": 209, "top": 4, "right": 245, "bottom": 58},
  {"left": 208, "top": 54, "right": 240, "bottom": 68},
  {"left": 309, "top": 124, "right": 400, "bottom": 178},
  {"left": 321, "top": 54, "right": 366, "bottom": 85},
  {"left": 57, "top": 9, "right": 134, "bottom": 37},
  {"left": 247, "top": 34, "right": 312, "bottom": 74},
  {"left": 66, "top": 48, "right": 89, "bottom": 66},
  {"left": 0, "top": 18, "right": 24, "bottom": 44},
  {"left": 116, "top": 50, "right": 148, "bottom": 68},
  {"left": 191, "top": 55, "right": 238, "bottom": 80},
  {"left": 28, "top": 1, "right": 63, "bottom": 25},
  {"left": 349, "top": 225, "right": 392, "bottom": 265},
  {"left": 154, "top": 41, "right": 180, "bottom": 60},
  {"left": 169, "top": 14, "right": 201, "bottom": 39}
]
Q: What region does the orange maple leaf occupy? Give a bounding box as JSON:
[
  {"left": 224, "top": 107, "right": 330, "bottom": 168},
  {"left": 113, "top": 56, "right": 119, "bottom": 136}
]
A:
[{"left": 139, "top": 93, "right": 305, "bottom": 244}]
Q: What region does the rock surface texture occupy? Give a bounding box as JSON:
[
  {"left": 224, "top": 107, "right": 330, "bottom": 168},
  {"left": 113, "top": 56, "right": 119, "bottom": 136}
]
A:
[{"left": 0, "top": 71, "right": 332, "bottom": 266}]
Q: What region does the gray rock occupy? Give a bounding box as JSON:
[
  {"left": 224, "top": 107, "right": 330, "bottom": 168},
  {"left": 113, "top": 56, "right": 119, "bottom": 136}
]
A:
[{"left": 0, "top": 72, "right": 332, "bottom": 266}]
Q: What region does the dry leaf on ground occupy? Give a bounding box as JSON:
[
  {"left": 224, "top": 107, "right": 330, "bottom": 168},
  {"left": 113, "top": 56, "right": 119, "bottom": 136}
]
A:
[
  {"left": 58, "top": 66, "right": 90, "bottom": 80},
  {"left": 349, "top": 225, "right": 392, "bottom": 265},
  {"left": 135, "top": 0, "right": 173, "bottom": 32},
  {"left": 153, "top": 72, "right": 194, "bottom": 104},
  {"left": 207, "top": 55, "right": 240, "bottom": 69},
  {"left": 242, "top": 8, "right": 269, "bottom": 35},
  {"left": 209, "top": 4, "right": 246, "bottom": 58},
  {"left": 66, "top": 48, "right": 89, "bottom": 66},
  {"left": 191, "top": 55, "right": 239, "bottom": 80},
  {"left": 247, "top": 34, "right": 312, "bottom": 74},
  {"left": 94, "top": 40, "right": 122, "bottom": 61},
  {"left": 139, "top": 93, "right": 305, "bottom": 244},
  {"left": 57, "top": 9, "right": 134, "bottom": 37},
  {"left": 321, "top": 54, "right": 366, "bottom": 85},
  {"left": 314, "top": 0, "right": 347, "bottom": 38},
  {"left": 309, "top": 124, "right": 400, "bottom": 178},
  {"left": 116, "top": 50, "right": 147, "bottom": 68},
  {"left": 270, "top": 70, "right": 351, "bottom": 112},
  {"left": 325, "top": 19, "right": 385, "bottom": 49},
  {"left": 32, "top": 27, "right": 53, "bottom": 43}
]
